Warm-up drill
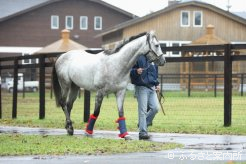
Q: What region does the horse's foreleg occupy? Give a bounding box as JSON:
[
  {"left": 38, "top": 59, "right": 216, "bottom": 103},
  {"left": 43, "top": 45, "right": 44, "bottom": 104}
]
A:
[
  {"left": 85, "top": 91, "right": 104, "bottom": 135},
  {"left": 115, "top": 89, "right": 131, "bottom": 140}
]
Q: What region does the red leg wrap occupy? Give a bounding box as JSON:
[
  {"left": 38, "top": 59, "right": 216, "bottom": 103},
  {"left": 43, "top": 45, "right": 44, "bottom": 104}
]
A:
[
  {"left": 85, "top": 114, "right": 97, "bottom": 134},
  {"left": 116, "top": 117, "right": 128, "bottom": 138}
]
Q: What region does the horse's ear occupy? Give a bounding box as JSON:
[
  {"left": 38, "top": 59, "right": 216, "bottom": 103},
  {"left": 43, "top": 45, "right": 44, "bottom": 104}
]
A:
[{"left": 149, "top": 30, "right": 155, "bottom": 36}]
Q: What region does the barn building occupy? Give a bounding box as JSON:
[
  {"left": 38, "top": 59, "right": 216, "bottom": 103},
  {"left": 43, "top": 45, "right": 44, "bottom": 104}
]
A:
[
  {"left": 0, "top": 0, "right": 137, "bottom": 57},
  {"left": 98, "top": 0, "right": 246, "bottom": 90},
  {"left": 0, "top": 0, "right": 137, "bottom": 81},
  {"left": 98, "top": 0, "right": 246, "bottom": 71}
]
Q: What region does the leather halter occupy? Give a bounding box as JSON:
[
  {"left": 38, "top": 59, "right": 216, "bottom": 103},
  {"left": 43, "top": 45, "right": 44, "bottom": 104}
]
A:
[{"left": 145, "top": 33, "right": 161, "bottom": 62}]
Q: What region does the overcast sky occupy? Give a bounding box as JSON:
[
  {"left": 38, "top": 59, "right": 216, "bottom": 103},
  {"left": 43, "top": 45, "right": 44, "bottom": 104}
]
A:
[{"left": 103, "top": 0, "right": 246, "bottom": 17}]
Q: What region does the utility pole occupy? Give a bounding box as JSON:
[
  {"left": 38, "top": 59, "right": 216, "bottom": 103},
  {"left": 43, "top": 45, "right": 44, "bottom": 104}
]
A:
[{"left": 226, "top": 0, "right": 232, "bottom": 12}]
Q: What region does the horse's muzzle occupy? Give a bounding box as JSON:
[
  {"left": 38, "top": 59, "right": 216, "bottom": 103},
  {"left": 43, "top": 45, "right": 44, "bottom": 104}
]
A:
[{"left": 155, "top": 54, "right": 166, "bottom": 66}]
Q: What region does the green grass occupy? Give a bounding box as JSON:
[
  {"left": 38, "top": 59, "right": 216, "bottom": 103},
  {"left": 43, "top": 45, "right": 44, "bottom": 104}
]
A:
[
  {"left": 0, "top": 90, "right": 246, "bottom": 135},
  {"left": 0, "top": 90, "right": 245, "bottom": 156},
  {"left": 0, "top": 134, "right": 182, "bottom": 156}
]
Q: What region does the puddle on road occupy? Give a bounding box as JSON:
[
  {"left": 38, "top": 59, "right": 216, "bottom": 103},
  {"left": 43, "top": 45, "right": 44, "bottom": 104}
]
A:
[
  {"left": 0, "top": 128, "right": 66, "bottom": 136},
  {"left": 185, "top": 142, "right": 246, "bottom": 150}
]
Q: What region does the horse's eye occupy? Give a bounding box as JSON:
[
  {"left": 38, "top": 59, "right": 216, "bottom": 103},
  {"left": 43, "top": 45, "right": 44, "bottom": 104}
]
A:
[{"left": 155, "top": 44, "right": 159, "bottom": 48}]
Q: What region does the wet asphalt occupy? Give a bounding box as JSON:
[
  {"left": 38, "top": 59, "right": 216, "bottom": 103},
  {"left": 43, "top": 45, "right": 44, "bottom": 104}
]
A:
[{"left": 0, "top": 125, "right": 246, "bottom": 164}]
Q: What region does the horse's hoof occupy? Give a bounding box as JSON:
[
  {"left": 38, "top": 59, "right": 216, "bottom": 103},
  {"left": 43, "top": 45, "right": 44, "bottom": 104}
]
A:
[
  {"left": 84, "top": 131, "right": 93, "bottom": 138},
  {"left": 124, "top": 135, "right": 132, "bottom": 140},
  {"left": 67, "top": 128, "right": 74, "bottom": 135}
]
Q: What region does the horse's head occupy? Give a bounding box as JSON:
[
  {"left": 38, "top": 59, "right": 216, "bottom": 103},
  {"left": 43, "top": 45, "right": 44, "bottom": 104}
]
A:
[{"left": 145, "top": 31, "right": 166, "bottom": 66}]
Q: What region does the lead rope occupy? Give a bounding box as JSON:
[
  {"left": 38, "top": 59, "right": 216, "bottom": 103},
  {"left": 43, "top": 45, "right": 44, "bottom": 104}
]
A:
[{"left": 157, "top": 91, "right": 165, "bottom": 115}]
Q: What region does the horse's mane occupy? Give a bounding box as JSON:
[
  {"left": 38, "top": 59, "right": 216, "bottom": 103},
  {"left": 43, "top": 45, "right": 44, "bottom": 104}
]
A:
[{"left": 104, "top": 32, "right": 147, "bottom": 55}]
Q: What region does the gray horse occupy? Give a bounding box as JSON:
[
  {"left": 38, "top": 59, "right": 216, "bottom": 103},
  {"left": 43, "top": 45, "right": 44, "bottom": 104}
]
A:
[{"left": 52, "top": 31, "right": 166, "bottom": 139}]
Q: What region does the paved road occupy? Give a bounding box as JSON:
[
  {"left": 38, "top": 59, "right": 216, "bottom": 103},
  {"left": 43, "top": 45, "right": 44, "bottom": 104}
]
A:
[{"left": 0, "top": 126, "right": 245, "bottom": 163}]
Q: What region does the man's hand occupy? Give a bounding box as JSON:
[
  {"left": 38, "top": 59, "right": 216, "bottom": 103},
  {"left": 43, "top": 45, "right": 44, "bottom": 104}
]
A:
[
  {"left": 155, "top": 85, "right": 160, "bottom": 92},
  {"left": 137, "top": 68, "right": 143, "bottom": 74}
]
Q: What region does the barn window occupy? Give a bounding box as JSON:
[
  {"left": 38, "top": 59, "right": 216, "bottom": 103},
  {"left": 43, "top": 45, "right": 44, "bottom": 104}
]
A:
[
  {"left": 193, "top": 11, "right": 202, "bottom": 27},
  {"left": 51, "top": 15, "right": 59, "bottom": 29},
  {"left": 169, "top": 41, "right": 191, "bottom": 57},
  {"left": 66, "top": 16, "right": 73, "bottom": 30},
  {"left": 80, "top": 16, "right": 88, "bottom": 30},
  {"left": 22, "top": 53, "right": 31, "bottom": 64},
  {"left": 181, "top": 11, "right": 190, "bottom": 27},
  {"left": 94, "top": 16, "right": 102, "bottom": 30}
]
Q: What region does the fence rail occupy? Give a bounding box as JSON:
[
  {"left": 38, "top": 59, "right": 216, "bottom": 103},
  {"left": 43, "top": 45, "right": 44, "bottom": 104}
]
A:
[
  {"left": 0, "top": 44, "right": 246, "bottom": 127},
  {"left": 159, "top": 73, "right": 246, "bottom": 96}
]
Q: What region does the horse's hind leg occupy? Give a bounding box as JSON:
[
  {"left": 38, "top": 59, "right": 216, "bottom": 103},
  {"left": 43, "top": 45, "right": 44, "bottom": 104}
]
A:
[
  {"left": 62, "top": 104, "right": 74, "bottom": 135},
  {"left": 85, "top": 91, "right": 104, "bottom": 135},
  {"left": 65, "top": 83, "right": 80, "bottom": 135},
  {"left": 59, "top": 98, "right": 73, "bottom": 135},
  {"left": 58, "top": 80, "right": 77, "bottom": 135}
]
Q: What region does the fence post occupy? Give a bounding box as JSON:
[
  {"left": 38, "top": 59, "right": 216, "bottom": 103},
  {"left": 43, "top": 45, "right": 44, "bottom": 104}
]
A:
[
  {"left": 12, "top": 58, "right": 18, "bottom": 119},
  {"left": 22, "top": 75, "right": 25, "bottom": 98},
  {"left": 241, "top": 74, "right": 244, "bottom": 96},
  {"left": 39, "top": 55, "right": 45, "bottom": 119},
  {"left": 214, "top": 74, "right": 217, "bottom": 97},
  {"left": 188, "top": 74, "right": 191, "bottom": 97},
  {"left": 84, "top": 90, "right": 90, "bottom": 122},
  {"left": 224, "top": 44, "right": 232, "bottom": 127},
  {"left": 0, "top": 68, "right": 1, "bottom": 119}
]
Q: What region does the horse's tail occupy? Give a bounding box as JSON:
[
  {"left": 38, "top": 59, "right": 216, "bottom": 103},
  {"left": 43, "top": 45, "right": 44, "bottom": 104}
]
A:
[{"left": 52, "top": 65, "right": 61, "bottom": 107}]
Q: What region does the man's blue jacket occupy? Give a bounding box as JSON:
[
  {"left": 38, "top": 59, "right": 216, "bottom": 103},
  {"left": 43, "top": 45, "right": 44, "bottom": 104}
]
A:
[{"left": 130, "top": 55, "right": 159, "bottom": 87}]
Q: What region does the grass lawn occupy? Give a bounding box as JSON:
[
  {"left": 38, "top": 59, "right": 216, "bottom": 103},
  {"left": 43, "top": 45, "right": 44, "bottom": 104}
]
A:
[
  {"left": 0, "top": 134, "right": 182, "bottom": 156},
  {"left": 0, "top": 90, "right": 245, "bottom": 135},
  {"left": 0, "top": 91, "right": 184, "bottom": 156},
  {"left": 0, "top": 90, "right": 245, "bottom": 156}
]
